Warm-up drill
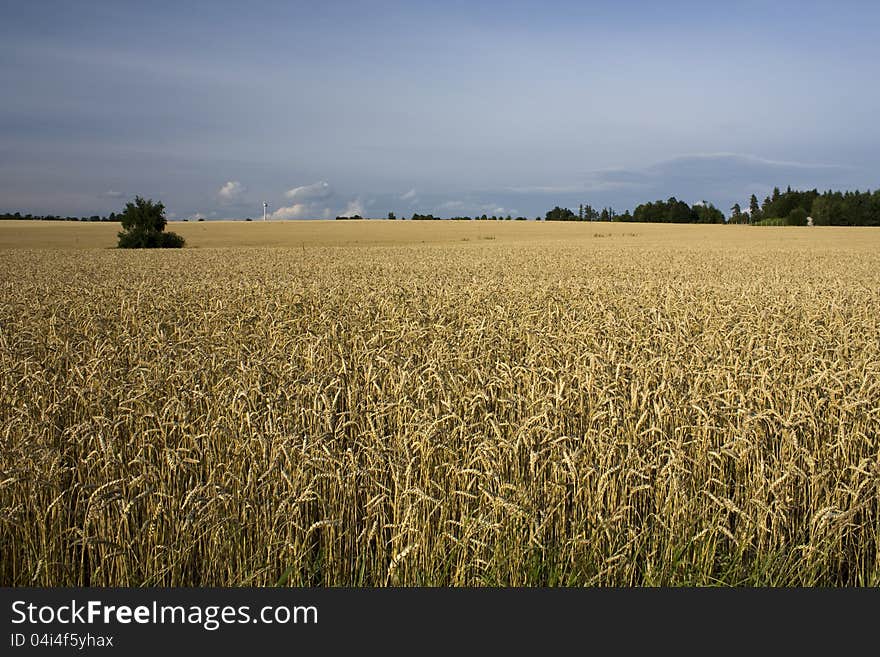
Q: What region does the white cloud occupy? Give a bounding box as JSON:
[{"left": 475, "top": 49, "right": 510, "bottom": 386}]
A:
[
  {"left": 266, "top": 181, "right": 334, "bottom": 219},
  {"left": 189, "top": 212, "right": 206, "bottom": 221},
  {"left": 270, "top": 203, "right": 310, "bottom": 219},
  {"left": 218, "top": 180, "right": 245, "bottom": 201},
  {"left": 270, "top": 203, "right": 332, "bottom": 220},
  {"left": 396, "top": 189, "right": 420, "bottom": 212},
  {"left": 284, "top": 181, "right": 332, "bottom": 202},
  {"left": 339, "top": 199, "right": 364, "bottom": 217},
  {"left": 478, "top": 204, "right": 516, "bottom": 216},
  {"left": 101, "top": 190, "right": 125, "bottom": 199}
]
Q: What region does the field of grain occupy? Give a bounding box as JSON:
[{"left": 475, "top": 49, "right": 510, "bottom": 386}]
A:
[
  {"left": 3, "top": 218, "right": 877, "bottom": 250},
  {"left": 1, "top": 222, "right": 879, "bottom": 585}
]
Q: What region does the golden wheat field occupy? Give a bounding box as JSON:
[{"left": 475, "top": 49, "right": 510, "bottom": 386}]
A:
[{"left": 1, "top": 221, "right": 879, "bottom": 586}]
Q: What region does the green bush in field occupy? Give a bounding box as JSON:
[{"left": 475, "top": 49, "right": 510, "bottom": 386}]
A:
[{"left": 117, "top": 196, "right": 185, "bottom": 249}]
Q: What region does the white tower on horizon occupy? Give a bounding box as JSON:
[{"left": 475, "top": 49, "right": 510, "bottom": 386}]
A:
[{"left": 262, "top": 201, "right": 268, "bottom": 221}]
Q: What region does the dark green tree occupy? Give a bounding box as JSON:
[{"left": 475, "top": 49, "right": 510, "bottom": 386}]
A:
[
  {"left": 693, "top": 202, "right": 725, "bottom": 223},
  {"left": 749, "top": 194, "right": 761, "bottom": 223},
  {"left": 632, "top": 197, "right": 702, "bottom": 223},
  {"left": 117, "top": 196, "right": 185, "bottom": 248},
  {"left": 545, "top": 206, "right": 576, "bottom": 221},
  {"left": 730, "top": 203, "right": 742, "bottom": 224}
]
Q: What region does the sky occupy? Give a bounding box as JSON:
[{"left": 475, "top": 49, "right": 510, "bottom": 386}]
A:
[{"left": 1, "top": 0, "right": 879, "bottom": 220}]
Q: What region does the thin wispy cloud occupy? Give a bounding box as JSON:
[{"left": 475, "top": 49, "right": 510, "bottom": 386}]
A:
[
  {"left": 284, "top": 181, "right": 332, "bottom": 202},
  {"left": 660, "top": 153, "right": 851, "bottom": 171}
]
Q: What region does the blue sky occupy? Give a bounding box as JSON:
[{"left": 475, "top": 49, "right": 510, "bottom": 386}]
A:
[{"left": 1, "top": 0, "right": 878, "bottom": 219}]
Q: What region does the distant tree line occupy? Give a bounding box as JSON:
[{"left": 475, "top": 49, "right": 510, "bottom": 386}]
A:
[
  {"left": 632, "top": 198, "right": 725, "bottom": 223},
  {"left": 410, "top": 212, "right": 530, "bottom": 221},
  {"left": 7, "top": 185, "right": 880, "bottom": 227},
  {"left": 543, "top": 200, "right": 721, "bottom": 223},
  {"left": 549, "top": 188, "right": 880, "bottom": 226},
  {"left": 545, "top": 205, "right": 633, "bottom": 222},
  {"left": 730, "top": 186, "right": 820, "bottom": 225},
  {"left": 811, "top": 190, "right": 880, "bottom": 226},
  {"left": 727, "top": 186, "right": 880, "bottom": 226},
  {"left": 0, "top": 211, "right": 120, "bottom": 222}
]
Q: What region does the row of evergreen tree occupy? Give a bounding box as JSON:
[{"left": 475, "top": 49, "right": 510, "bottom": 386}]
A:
[
  {"left": 544, "top": 200, "right": 725, "bottom": 223},
  {"left": 551, "top": 188, "right": 879, "bottom": 225},
  {"left": 729, "top": 187, "right": 880, "bottom": 226},
  {"left": 545, "top": 205, "right": 635, "bottom": 222}
]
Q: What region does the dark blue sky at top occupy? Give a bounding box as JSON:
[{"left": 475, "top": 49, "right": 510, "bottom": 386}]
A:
[{"left": 2, "top": 0, "right": 878, "bottom": 219}]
